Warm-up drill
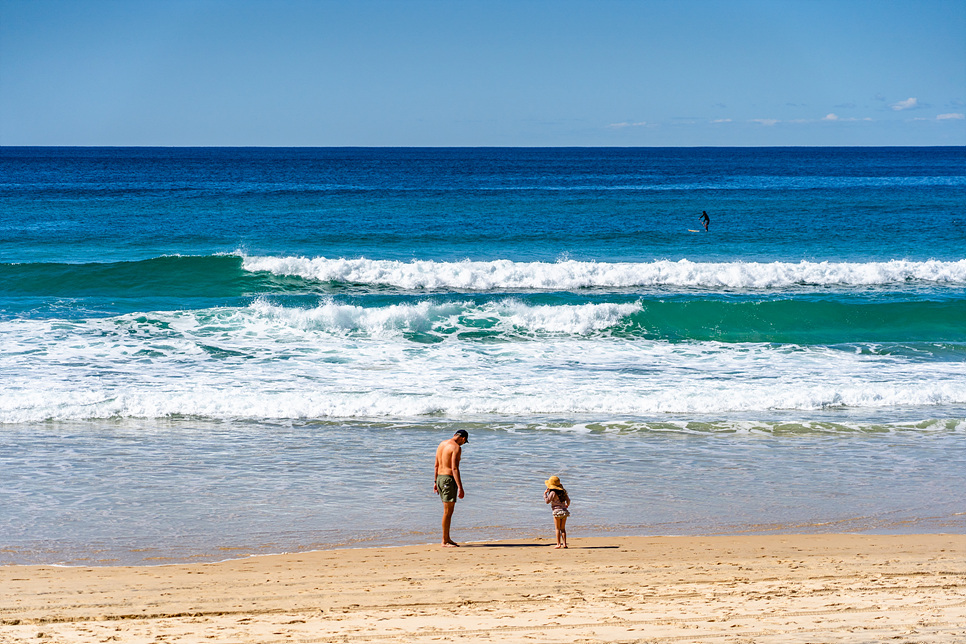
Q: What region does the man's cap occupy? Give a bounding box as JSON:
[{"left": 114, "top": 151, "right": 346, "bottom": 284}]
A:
[{"left": 454, "top": 429, "right": 469, "bottom": 441}]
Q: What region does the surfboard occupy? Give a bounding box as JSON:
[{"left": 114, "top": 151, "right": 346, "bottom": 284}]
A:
[{"left": 687, "top": 229, "right": 701, "bottom": 232}]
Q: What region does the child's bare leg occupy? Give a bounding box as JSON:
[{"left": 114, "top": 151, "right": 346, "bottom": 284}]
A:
[
  {"left": 559, "top": 516, "right": 568, "bottom": 548},
  {"left": 553, "top": 516, "right": 564, "bottom": 548}
]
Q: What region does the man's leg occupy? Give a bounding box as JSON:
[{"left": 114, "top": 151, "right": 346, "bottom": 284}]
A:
[{"left": 441, "top": 501, "right": 458, "bottom": 547}]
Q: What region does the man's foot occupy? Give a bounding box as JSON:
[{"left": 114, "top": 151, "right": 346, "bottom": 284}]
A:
[
  {"left": 442, "top": 540, "right": 460, "bottom": 547},
  {"left": 553, "top": 544, "right": 563, "bottom": 549}
]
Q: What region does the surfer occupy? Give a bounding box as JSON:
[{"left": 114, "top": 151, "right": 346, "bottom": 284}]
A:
[{"left": 700, "top": 211, "right": 710, "bottom": 231}]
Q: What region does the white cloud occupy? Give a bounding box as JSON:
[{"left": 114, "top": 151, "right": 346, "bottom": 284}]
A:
[
  {"left": 822, "top": 114, "right": 873, "bottom": 123},
  {"left": 750, "top": 119, "right": 779, "bottom": 126},
  {"left": 890, "top": 97, "right": 919, "bottom": 111},
  {"left": 913, "top": 113, "right": 965, "bottom": 121},
  {"left": 607, "top": 121, "right": 648, "bottom": 129},
  {"left": 710, "top": 118, "right": 732, "bottom": 123}
]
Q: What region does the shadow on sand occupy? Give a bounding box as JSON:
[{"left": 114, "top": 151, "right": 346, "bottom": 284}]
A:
[{"left": 466, "top": 543, "right": 620, "bottom": 549}]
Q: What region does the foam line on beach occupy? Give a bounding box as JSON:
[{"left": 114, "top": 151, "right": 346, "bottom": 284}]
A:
[{"left": 3, "top": 382, "right": 966, "bottom": 423}]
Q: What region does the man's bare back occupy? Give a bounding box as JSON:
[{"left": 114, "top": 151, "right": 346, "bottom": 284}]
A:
[{"left": 435, "top": 439, "right": 461, "bottom": 477}]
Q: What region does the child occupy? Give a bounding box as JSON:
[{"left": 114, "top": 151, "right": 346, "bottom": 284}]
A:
[{"left": 544, "top": 475, "right": 570, "bottom": 549}]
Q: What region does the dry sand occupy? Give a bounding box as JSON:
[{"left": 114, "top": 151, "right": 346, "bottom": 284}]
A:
[{"left": 1, "top": 534, "right": 964, "bottom": 643}]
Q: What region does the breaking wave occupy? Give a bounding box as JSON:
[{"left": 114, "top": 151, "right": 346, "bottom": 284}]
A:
[{"left": 242, "top": 255, "right": 966, "bottom": 291}]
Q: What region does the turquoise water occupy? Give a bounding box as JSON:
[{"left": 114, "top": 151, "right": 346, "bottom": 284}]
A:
[{"left": 1, "top": 147, "right": 964, "bottom": 564}]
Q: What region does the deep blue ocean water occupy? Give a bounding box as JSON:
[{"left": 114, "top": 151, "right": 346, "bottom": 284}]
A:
[{"left": 1, "top": 147, "right": 964, "bottom": 564}]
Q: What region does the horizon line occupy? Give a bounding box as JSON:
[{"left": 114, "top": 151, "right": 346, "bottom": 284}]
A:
[{"left": 3, "top": 144, "right": 964, "bottom": 150}]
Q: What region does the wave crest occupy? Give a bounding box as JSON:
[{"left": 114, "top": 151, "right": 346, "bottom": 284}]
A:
[
  {"left": 249, "top": 298, "right": 641, "bottom": 336},
  {"left": 241, "top": 256, "right": 966, "bottom": 290}
]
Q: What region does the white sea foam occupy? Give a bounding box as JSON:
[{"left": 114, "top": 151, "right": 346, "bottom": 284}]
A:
[
  {"left": 1, "top": 304, "right": 964, "bottom": 423},
  {"left": 2, "top": 381, "right": 965, "bottom": 424},
  {"left": 247, "top": 298, "right": 641, "bottom": 336},
  {"left": 241, "top": 255, "right": 966, "bottom": 290}
]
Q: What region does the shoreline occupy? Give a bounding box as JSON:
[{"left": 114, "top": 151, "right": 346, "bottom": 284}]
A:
[
  {"left": 2, "top": 533, "right": 963, "bottom": 643},
  {"left": 8, "top": 524, "right": 966, "bottom": 570}
]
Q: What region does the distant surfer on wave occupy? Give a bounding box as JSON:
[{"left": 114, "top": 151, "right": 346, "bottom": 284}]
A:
[{"left": 700, "top": 211, "right": 710, "bottom": 231}]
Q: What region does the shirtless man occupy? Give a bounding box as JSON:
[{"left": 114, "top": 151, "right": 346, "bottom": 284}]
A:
[{"left": 434, "top": 429, "right": 468, "bottom": 547}]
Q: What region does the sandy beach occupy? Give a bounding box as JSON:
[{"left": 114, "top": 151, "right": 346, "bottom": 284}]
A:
[{"left": 1, "top": 534, "right": 963, "bottom": 643}]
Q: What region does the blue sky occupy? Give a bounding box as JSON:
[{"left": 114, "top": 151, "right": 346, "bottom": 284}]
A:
[{"left": 2, "top": 0, "right": 964, "bottom": 146}]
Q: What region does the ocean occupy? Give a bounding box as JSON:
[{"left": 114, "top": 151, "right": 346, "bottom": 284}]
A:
[{"left": 1, "top": 146, "right": 964, "bottom": 565}]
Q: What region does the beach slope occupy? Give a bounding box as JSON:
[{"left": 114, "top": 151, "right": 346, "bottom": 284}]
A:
[{"left": 1, "top": 534, "right": 964, "bottom": 643}]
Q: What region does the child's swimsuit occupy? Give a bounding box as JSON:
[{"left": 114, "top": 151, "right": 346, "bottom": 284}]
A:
[{"left": 545, "top": 489, "right": 570, "bottom": 517}]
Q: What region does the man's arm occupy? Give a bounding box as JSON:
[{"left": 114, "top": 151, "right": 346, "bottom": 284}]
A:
[
  {"left": 433, "top": 446, "right": 440, "bottom": 493},
  {"left": 452, "top": 445, "right": 464, "bottom": 499}
]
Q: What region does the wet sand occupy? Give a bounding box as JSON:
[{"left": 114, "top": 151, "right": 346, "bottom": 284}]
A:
[{"left": 1, "top": 534, "right": 964, "bottom": 643}]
